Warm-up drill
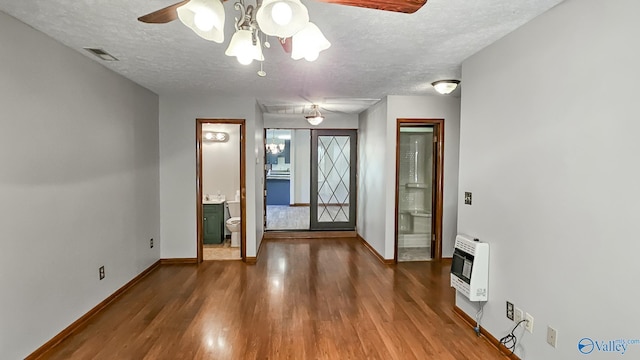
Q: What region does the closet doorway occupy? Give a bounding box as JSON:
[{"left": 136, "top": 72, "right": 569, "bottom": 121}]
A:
[{"left": 394, "top": 119, "right": 444, "bottom": 262}]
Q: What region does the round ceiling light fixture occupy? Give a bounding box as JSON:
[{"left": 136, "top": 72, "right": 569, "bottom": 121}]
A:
[
  {"left": 432, "top": 80, "right": 460, "bottom": 95},
  {"left": 305, "top": 105, "right": 324, "bottom": 126}
]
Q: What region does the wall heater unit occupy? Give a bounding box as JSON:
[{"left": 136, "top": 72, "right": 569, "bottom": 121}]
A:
[{"left": 450, "top": 234, "right": 489, "bottom": 301}]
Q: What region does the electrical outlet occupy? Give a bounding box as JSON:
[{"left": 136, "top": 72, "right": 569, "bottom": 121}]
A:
[
  {"left": 514, "top": 307, "right": 523, "bottom": 323},
  {"left": 525, "top": 313, "right": 534, "bottom": 333},
  {"left": 547, "top": 326, "right": 558, "bottom": 347},
  {"left": 150, "top": 238, "right": 154, "bottom": 248},
  {"left": 506, "top": 301, "right": 514, "bottom": 321},
  {"left": 99, "top": 266, "right": 105, "bottom": 280},
  {"left": 464, "top": 192, "right": 472, "bottom": 205}
]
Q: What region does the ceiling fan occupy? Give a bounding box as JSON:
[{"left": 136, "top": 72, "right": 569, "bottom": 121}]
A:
[
  {"left": 138, "top": 0, "right": 427, "bottom": 70},
  {"left": 138, "top": 0, "right": 427, "bottom": 24}
]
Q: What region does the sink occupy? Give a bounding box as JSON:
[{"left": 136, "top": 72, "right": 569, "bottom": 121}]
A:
[{"left": 203, "top": 195, "right": 225, "bottom": 204}]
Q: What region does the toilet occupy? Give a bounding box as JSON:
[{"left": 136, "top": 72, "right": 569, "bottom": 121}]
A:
[{"left": 225, "top": 200, "right": 241, "bottom": 247}]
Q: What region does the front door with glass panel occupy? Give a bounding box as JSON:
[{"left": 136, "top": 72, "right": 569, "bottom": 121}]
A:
[{"left": 310, "top": 129, "right": 357, "bottom": 230}]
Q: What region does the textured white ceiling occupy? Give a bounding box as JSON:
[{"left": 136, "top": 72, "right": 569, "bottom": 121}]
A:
[{"left": 0, "top": 0, "right": 565, "bottom": 112}]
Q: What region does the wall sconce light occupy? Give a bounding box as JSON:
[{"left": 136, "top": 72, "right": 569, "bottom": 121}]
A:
[
  {"left": 204, "top": 131, "right": 229, "bottom": 142},
  {"left": 432, "top": 80, "right": 460, "bottom": 95}
]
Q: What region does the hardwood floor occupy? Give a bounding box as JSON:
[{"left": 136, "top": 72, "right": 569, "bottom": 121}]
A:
[{"left": 38, "top": 237, "right": 507, "bottom": 359}]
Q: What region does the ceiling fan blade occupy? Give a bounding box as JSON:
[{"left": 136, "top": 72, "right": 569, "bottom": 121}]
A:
[
  {"left": 137, "top": 0, "right": 190, "bottom": 24},
  {"left": 316, "top": 0, "right": 427, "bottom": 14}
]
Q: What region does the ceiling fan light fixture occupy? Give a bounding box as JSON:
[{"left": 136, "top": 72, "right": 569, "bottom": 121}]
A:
[
  {"left": 432, "top": 80, "right": 460, "bottom": 95},
  {"left": 256, "top": 0, "right": 309, "bottom": 38},
  {"left": 225, "top": 29, "right": 264, "bottom": 65},
  {"left": 305, "top": 105, "right": 324, "bottom": 126},
  {"left": 291, "top": 22, "right": 331, "bottom": 62},
  {"left": 177, "top": 0, "right": 225, "bottom": 43},
  {"left": 271, "top": 2, "right": 293, "bottom": 25}
]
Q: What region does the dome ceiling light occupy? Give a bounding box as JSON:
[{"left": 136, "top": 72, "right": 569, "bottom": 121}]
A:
[{"left": 432, "top": 80, "right": 460, "bottom": 95}]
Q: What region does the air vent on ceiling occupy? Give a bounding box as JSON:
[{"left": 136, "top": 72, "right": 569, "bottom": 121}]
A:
[
  {"left": 263, "top": 104, "right": 314, "bottom": 115},
  {"left": 84, "top": 48, "right": 119, "bottom": 61}
]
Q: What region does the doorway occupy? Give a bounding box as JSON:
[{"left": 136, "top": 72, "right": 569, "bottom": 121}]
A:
[
  {"left": 264, "top": 128, "right": 357, "bottom": 231},
  {"left": 310, "top": 129, "right": 357, "bottom": 231},
  {"left": 395, "top": 119, "right": 444, "bottom": 262},
  {"left": 196, "top": 119, "right": 246, "bottom": 263},
  {"left": 264, "top": 128, "right": 310, "bottom": 230}
]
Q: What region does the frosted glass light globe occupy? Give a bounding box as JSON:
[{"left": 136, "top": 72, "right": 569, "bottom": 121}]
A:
[
  {"left": 431, "top": 80, "right": 460, "bottom": 95},
  {"left": 272, "top": 2, "right": 293, "bottom": 25},
  {"left": 304, "top": 51, "right": 319, "bottom": 62},
  {"left": 291, "top": 22, "right": 331, "bottom": 62},
  {"left": 225, "top": 29, "right": 264, "bottom": 65},
  {"left": 237, "top": 54, "right": 254, "bottom": 65},
  {"left": 194, "top": 11, "right": 215, "bottom": 31}
]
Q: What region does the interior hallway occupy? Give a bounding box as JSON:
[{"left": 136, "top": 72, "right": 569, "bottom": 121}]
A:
[{"left": 38, "top": 238, "right": 507, "bottom": 359}]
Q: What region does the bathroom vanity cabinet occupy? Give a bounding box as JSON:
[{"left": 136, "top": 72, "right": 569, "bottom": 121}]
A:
[{"left": 203, "top": 203, "right": 224, "bottom": 244}]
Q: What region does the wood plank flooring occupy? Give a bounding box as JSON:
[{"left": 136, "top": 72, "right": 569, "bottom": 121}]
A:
[{"left": 38, "top": 237, "right": 507, "bottom": 359}]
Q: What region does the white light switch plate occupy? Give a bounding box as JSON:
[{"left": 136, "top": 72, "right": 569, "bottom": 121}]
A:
[{"left": 547, "top": 326, "right": 558, "bottom": 347}]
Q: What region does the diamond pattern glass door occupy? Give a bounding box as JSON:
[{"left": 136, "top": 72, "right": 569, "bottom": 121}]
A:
[{"left": 310, "top": 130, "right": 357, "bottom": 230}]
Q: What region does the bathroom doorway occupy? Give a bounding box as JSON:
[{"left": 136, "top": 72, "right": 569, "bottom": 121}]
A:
[
  {"left": 196, "top": 119, "right": 246, "bottom": 263},
  {"left": 395, "top": 119, "right": 444, "bottom": 262}
]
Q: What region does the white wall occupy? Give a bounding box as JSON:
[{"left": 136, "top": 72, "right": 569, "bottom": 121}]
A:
[
  {"left": 292, "top": 129, "right": 311, "bottom": 204},
  {"left": 254, "top": 102, "right": 265, "bottom": 253},
  {"left": 0, "top": 12, "right": 160, "bottom": 359},
  {"left": 358, "top": 96, "right": 461, "bottom": 259},
  {"left": 264, "top": 113, "right": 359, "bottom": 129},
  {"left": 457, "top": 0, "right": 640, "bottom": 358},
  {"left": 202, "top": 124, "right": 241, "bottom": 201},
  {"left": 159, "top": 94, "right": 261, "bottom": 258},
  {"left": 387, "top": 96, "right": 461, "bottom": 258},
  {"left": 357, "top": 99, "right": 389, "bottom": 256}
]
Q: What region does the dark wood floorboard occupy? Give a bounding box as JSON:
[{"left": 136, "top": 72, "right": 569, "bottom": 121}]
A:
[{"left": 39, "top": 238, "right": 507, "bottom": 359}]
